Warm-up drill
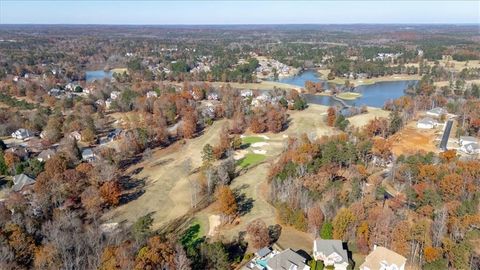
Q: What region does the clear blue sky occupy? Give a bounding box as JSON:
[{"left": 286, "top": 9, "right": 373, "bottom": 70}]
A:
[{"left": 0, "top": 1, "right": 478, "bottom": 24}]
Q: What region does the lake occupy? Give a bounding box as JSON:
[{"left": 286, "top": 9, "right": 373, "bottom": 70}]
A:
[
  {"left": 275, "top": 70, "right": 417, "bottom": 108},
  {"left": 86, "top": 70, "right": 113, "bottom": 82}
]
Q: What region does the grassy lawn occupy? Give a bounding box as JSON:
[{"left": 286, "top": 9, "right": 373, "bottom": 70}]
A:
[
  {"left": 309, "top": 260, "right": 325, "bottom": 270},
  {"left": 237, "top": 153, "right": 266, "bottom": 168},
  {"left": 242, "top": 136, "right": 265, "bottom": 145},
  {"left": 337, "top": 92, "right": 362, "bottom": 100},
  {"left": 352, "top": 253, "right": 366, "bottom": 269},
  {"left": 180, "top": 220, "right": 204, "bottom": 248}
]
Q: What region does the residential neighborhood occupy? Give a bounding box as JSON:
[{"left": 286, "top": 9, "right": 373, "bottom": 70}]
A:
[{"left": 0, "top": 3, "right": 479, "bottom": 270}]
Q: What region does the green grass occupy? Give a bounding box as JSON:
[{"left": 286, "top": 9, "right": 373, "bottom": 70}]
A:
[
  {"left": 180, "top": 221, "right": 204, "bottom": 249},
  {"left": 351, "top": 253, "right": 366, "bottom": 270},
  {"left": 309, "top": 260, "right": 325, "bottom": 270},
  {"left": 237, "top": 153, "right": 266, "bottom": 168},
  {"left": 242, "top": 136, "right": 265, "bottom": 145}
]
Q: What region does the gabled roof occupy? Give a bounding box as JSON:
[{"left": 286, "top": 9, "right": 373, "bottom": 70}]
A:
[
  {"left": 313, "top": 239, "right": 348, "bottom": 264},
  {"left": 256, "top": 247, "right": 272, "bottom": 258},
  {"left": 266, "top": 248, "right": 308, "bottom": 270},
  {"left": 81, "top": 148, "right": 95, "bottom": 159},
  {"left": 459, "top": 136, "right": 478, "bottom": 143},
  {"left": 418, "top": 117, "right": 436, "bottom": 125},
  {"left": 12, "top": 174, "right": 36, "bottom": 192},
  {"left": 360, "top": 246, "right": 406, "bottom": 270},
  {"left": 427, "top": 107, "right": 447, "bottom": 115},
  {"left": 37, "top": 148, "right": 55, "bottom": 161}
]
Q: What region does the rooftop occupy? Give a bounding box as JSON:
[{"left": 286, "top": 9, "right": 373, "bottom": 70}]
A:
[{"left": 360, "top": 246, "right": 406, "bottom": 270}]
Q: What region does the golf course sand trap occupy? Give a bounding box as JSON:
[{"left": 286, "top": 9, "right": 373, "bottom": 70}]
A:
[
  {"left": 234, "top": 150, "right": 248, "bottom": 160},
  {"left": 259, "top": 135, "right": 270, "bottom": 140},
  {"left": 253, "top": 149, "right": 267, "bottom": 155},
  {"left": 208, "top": 214, "right": 221, "bottom": 236},
  {"left": 251, "top": 142, "right": 269, "bottom": 148}
]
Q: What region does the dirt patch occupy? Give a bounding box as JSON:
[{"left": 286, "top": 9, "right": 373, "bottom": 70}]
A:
[
  {"left": 253, "top": 149, "right": 267, "bottom": 155},
  {"left": 234, "top": 149, "right": 248, "bottom": 160},
  {"left": 389, "top": 124, "right": 439, "bottom": 156},
  {"left": 251, "top": 142, "right": 269, "bottom": 148},
  {"left": 277, "top": 226, "right": 314, "bottom": 253},
  {"left": 208, "top": 215, "right": 221, "bottom": 236}
]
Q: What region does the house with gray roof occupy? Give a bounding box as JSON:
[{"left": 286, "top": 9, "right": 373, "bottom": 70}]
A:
[
  {"left": 460, "top": 142, "right": 480, "bottom": 155},
  {"left": 313, "top": 239, "right": 349, "bottom": 270},
  {"left": 426, "top": 107, "right": 448, "bottom": 118},
  {"left": 81, "top": 148, "right": 96, "bottom": 162},
  {"left": 266, "top": 248, "right": 310, "bottom": 270},
  {"left": 416, "top": 117, "right": 437, "bottom": 129},
  {"left": 11, "top": 128, "right": 34, "bottom": 140},
  {"left": 459, "top": 136, "right": 478, "bottom": 146},
  {"left": 12, "top": 173, "right": 36, "bottom": 192},
  {"left": 37, "top": 148, "right": 56, "bottom": 162},
  {"left": 256, "top": 247, "right": 273, "bottom": 258}
]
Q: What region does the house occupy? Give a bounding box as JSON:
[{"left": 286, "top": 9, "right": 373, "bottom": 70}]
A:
[
  {"left": 69, "top": 131, "right": 82, "bottom": 141},
  {"left": 37, "top": 148, "right": 56, "bottom": 162},
  {"left": 360, "top": 246, "right": 406, "bottom": 270},
  {"left": 65, "top": 83, "right": 76, "bottom": 91},
  {"left": 241, "top": 89, "right": 253, "bottom": 98},
  {"left": 207, "top": 93, "right": 219, "bottom": 100},
  {"left": 459, "top": 136, "right": 478, "bottom": 146},
  {"left": 460, "top": 143, "right": 480, "bottom": 155},
  {"left": 416, "top": 117, "right": 437, "bottom": 129},
  {"left": 11, "top": 128, "right": 34, "bottom": 140},
  {"left": 105, "top": 98, "right": 113, "bottom": 109},
  {"left": 266, "top": 248, "right": 310, "bottom": 270},
  {"left": 146, "top": 91, "right": 158, "bottom": 98},
  {"left": 256, "top": 247, "right": 273, "bottom": 258},
  {"left": 313, "top": 239, "right": 349, "bottom": 270},
  {"left": 81, "top": 148, "right": 95, "bottom": 162},
  {"left": 48, "top": 88, "right": 64, "bottom": 98},
  {"left": 107, "top": 128, "right": 123, "bottom": 141},
  {"left": 84, "top": 87, "right": 94, "bottom": 94},
  {"left": 12, "top": 174, "right": 36, "bottom": 192},
  {"left": 110, "top": 91, "right": 121, "bottom": 100},
  {"left": 247, "top": 247, "right": 275, "bottom": 269},
  {"left": 95, "top": 99, "right": 106, "bottom": 107},
  {"left": 426, "top": 107, "right": 447, "bottom": 118},
  {"left": 252, "top": 93, "right": 272, "bottom": 107},
  {"left": 201, "top": 103, "right": 216, "bottom": 119}
]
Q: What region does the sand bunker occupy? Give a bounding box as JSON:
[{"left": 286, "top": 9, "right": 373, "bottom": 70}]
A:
[
  {"left": 251, "top": 142, "right": 269, "bottom": 148},
  {"left": 234, "top": 150, "right": 248, "bottom": 160},
  {"left": 208, "top": 215, "right": 221, "bottom": 236},
  {"left": 253, "top": 149, "right": 267, "bottom": 155}
]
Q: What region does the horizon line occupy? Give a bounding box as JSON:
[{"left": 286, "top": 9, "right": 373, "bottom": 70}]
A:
[{"left": 1, "top": 22, "right": 479, "bottom": 26}]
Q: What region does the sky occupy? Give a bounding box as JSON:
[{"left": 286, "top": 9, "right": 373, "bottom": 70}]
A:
[{"left": 0, "top": 1, "right": 479, "bottom": 25}]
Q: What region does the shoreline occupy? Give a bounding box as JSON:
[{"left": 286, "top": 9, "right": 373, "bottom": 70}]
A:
[{"left": 316, "top": 69, "right": 421, "bottom": 87}]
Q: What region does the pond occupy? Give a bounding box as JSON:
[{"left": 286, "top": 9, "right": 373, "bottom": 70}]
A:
[
  {"left": 275, "top": 70, "right": 417, "bottom": 108},
  {"left": 86, "top": 70, "right": 113, "bottom": 82}
]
